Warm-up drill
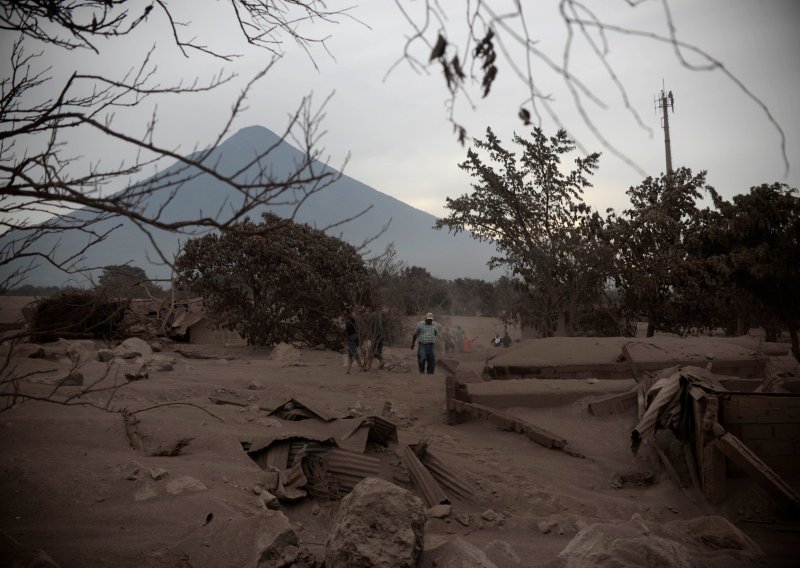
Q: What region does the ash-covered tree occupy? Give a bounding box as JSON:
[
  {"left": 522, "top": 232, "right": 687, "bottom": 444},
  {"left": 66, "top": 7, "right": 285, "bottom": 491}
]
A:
[
  {"left": 0, "top": 2, "right": 351, "bottom": 291},
  {"left": 175, "top": 213, "right": 371, "bottom": 347},
  {"left": 704, "top": 183, "right": 800, "bottom": 361},
  {"left": 437, "top": 127, "right": 610, "bottom": 336},
  {"left": 96, "top": 265, "right": 163, "bottom": 299},
  {"left": 606, "top": 168, "right": 713, "bottom": 336}
]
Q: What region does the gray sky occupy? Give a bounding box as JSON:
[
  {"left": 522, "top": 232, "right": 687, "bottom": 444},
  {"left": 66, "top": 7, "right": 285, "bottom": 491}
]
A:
[{"left": 8, "top": 0, "right": 800, "bottom": 220}]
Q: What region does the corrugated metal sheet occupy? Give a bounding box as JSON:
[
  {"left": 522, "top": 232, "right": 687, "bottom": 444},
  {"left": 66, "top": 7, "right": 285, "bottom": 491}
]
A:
[
  {"left": 418, "top": 447, "right": 477, "bottom": 503},
  {"left": 268, "top": 398, "right": 336, "bottom": 422},
  {"left": 401, "top": 445, "right": 449, "bottom": 507}
]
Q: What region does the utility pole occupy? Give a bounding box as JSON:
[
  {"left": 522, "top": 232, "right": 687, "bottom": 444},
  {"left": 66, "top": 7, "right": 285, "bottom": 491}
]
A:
[{"left": 654, "top": 84, "right": 675, "bottom": 176}]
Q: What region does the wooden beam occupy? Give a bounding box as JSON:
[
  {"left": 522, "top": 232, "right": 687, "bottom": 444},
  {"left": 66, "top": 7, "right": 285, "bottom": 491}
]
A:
[{"left": 714, "top": 430, "right": 800, "bottom": 514}]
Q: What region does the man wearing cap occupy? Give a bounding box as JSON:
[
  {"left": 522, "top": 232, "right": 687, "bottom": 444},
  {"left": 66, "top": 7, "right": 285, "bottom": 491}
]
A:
[{"left": 411, "top": 312, "right": 438, "bottom": 374}]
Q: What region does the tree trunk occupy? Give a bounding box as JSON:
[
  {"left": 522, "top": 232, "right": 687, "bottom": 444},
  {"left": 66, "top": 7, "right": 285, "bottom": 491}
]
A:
[{"left": 646, "top": 320, "right": 655, "bottom": 338}]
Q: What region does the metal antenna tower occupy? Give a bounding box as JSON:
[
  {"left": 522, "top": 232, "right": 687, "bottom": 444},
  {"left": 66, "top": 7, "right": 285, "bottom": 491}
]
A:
[{"left": 654, "top": 83, "right": 675, "bottom": 175}]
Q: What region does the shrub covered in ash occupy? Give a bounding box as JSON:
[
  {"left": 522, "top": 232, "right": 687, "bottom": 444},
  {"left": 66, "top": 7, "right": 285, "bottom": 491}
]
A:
[{"left": 28, "top": 291, "right": 129, "bottom": 342}]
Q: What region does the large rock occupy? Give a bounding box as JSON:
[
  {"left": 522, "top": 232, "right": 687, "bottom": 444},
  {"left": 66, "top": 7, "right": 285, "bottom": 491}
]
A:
[
  {"left": 325, "top": 477, "right": 425, "bottom": 568},
  {"left": 420, "top": 537, "right": 498, "bottom": 568},
  {"left": 483, "top": 540, "right": 521, "bottom": 568},
  {"left": 112, "top": 337, "right": 153, "bottom": 360},
  {"left": 556, "top": 514, "right": 763, "bottom": 568}
]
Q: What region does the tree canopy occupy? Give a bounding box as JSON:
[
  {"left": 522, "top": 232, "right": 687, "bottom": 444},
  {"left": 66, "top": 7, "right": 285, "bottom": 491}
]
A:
[
  {"left": 437, "top": 127, "right": 611, "bottom": 336},
  {"left": 175, "top": 213, "right": 371, "bottom": 347}
]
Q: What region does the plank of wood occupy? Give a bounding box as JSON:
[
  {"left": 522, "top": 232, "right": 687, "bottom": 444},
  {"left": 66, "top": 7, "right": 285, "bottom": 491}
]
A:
[
  {"left": 450, "top": 400, "right": 575, "bottom": 453},
  {"left": 588, "top": 388, "right": 637, "bottom": 417},
  {"left": 714, "top": 431, "right": 800, "bottom": 512}
]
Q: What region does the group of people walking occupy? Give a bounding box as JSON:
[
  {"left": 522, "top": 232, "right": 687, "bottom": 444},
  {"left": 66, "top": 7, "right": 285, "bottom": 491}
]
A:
[{"left": 345, "top": 307, "right": 512, "bottom": 375}]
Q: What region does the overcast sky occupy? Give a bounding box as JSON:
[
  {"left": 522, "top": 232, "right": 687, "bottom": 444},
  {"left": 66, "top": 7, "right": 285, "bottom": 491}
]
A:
[{"left": 8, "top": 0, "right": 800, "bottom": 220}]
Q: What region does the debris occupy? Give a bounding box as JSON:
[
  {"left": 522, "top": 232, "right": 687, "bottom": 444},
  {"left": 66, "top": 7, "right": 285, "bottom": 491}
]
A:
[
  {"left": 448, "top": 399, "right": 581, "bottom": 456},
  {"left": 62, "top": 371, "right": 84, "bottom": 386},
  {"left": 269, "top": 342, "right": 305, "bottom": 367},
  {"left": 121, "top": 409, "right": 145, "bottom": 454},
  {"left": 134, "top": 484, "right": 158, "bottom": 502},
  {"left": 268, "top": 398, "right": 334, "bottom": 422},
  {"left": 165, "top": 476, "right": 207, "bottom": 495},
  {"left": 255, "top": 513, "right": 300, "bottom": 568},
  {"left": 124, "top": 371, "right": 148, "bottom": 381},
  {"left": 713, "top": 427, "right": 800, "bottom": 514},
  {"left": 412, "top": 443, "right": 477, "bottom": 503},
  {"left": 325, "top": 478, "right": 425, "bottom": 568},
  {"left": 610, "top": 471, "right": 655, "bottom": 489},
  {"left": 149, "top": 437, "right": 193, "bottom": 457},
  {"left": 260, "top": 490, "right": 281, "bottom": 510},
  {"left": 149, "top": 468, "right": 169, "bottom": 481},
  {"left": 113, "top": 337, "right": 153, "bottom": 360},
  {"left": 588, "top": 388, "right": 637, "bottom": 417},
  {"left": 96, "top": 349, "right": 113, "bottom": 362},
  {"left": 426, "top": 504, "right": 452, "bottom": 519},
  {"left": 538, "top": 519, "right": 557, "bottom": 534},
  {"left": 273, "top": 461, "right": 308, "bottom": 502},
  {"left": 402, "top": 445, "right": 450, "bottom": 508},
  {"left": 557, "top": 514, "right": 763, "bottom": 568},
  {"left": 483, "top": 540, "right": 521, "bottom": 568},
  {"left": 420, "top": 537, "right": 498, "bottom": 568}
]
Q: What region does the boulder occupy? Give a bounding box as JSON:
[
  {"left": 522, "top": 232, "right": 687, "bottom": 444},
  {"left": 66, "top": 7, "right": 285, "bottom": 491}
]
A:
[
  {"left": 325, "top": 477, "right": 425, "bottom": 568},
  {"left": 420, "top": 537, "right": 498, "bottom": 568},
  {"left": 483, "top": 540, "right": 521, "bottom": 568},
  {"left": 112, "top": 337, "right": 153, "bottom": 360},
  {"left": 12, "top": 343, "right": 45, "bottom": 359},
  {"left": 556, "top": 514, "right": 763, "bottom": 568}
]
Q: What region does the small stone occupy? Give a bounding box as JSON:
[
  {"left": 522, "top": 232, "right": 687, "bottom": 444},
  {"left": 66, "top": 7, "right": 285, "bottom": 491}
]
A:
[
  {"left": 312, "top": 502, "right": 321, "bottom": 516},
  {"left": 63, "top": 371, "right": 84, "bottom": 386},
  {"left": 537, "top": 519, "right": 557, "bottom": 534},
  {"left": 149, "top": 468, "right": 169, "bottom": 481},
  {"left": 157, "top": 362, "right": 174, "bottom": 372},
  {"left": 426, "top": 504, "right": 452, "bottom": 519},
  {"left": 97, "top": 349, "right": 114, "bottom": 362},
  {"left": 455, "top": 514, "right": 471, "bottom": 527},
  {"left": 481, "top": 508, "right": 498, "bottom": 522},
  {"left": 260, "top": 490, "right": 280, "bottom": 510},
  {"left": 165, "top": 476, "right": 207, "bottom": 495},
  {"left": 248, "top": 380, "right": 262, "bottom": 390},
  {"left": 134, "top": 484, "right": 158, "bottom": 502},
  {"left": 587, "top": 378, "right": 600, "bottom": 384}
]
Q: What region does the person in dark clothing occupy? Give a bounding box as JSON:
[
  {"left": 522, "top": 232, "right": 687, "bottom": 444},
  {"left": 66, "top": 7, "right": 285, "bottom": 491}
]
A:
[{"left": 344, "top": 305, "right": 360, "bottom": 373}]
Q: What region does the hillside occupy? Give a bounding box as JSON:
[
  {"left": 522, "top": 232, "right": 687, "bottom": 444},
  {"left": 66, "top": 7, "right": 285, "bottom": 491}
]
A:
[{"left": 1, "top": 126, "right": 498, "bottom": 287}]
